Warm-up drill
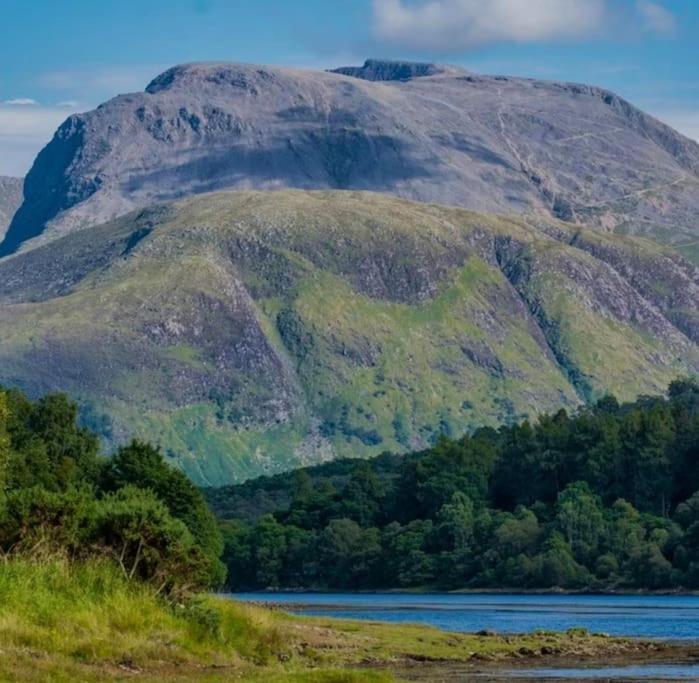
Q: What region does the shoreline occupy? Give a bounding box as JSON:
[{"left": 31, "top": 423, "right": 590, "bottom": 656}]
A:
[
  {"left": 4, "top": 560, "right": 699, "bottom": 681},
  {"left": 391, "top": 649, "right": 699, "bottom": 682},
  {"left": 226, "top": 586, "right": 699, "bottom": 597}
]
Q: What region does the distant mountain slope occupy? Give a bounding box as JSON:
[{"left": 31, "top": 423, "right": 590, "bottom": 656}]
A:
[
  {"left": 0, "top": 177, "right": 22, "bottom": 241},
  {"left": 0, "top": 190, "right": 695, "bottom": 485},
  {"left": 3, "top": 60, "right": 699, "bottom": 261}
]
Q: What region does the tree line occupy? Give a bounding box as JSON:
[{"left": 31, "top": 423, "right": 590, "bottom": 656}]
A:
[
  {"left": 210, "top": 379, "right": 699, "bottom": 591},
  {"left": 0, "top": 389, "right": 223, "bottom": 598}
]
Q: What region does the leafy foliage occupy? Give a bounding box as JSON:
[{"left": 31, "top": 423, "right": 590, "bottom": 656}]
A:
[
  {"left": 210, "top": 379, "right": 699, "bottom": 590},
  {"left": 0, "top": 388, "right": 224, "bottom": 597}
]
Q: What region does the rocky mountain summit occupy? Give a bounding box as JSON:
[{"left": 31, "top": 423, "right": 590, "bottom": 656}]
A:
[
  {"left": 3, "top": 60, "right": 699, "bottom": 261},
  {"left": 0, "top": 189, "right": 695, "bottom": 485},
  {"left": 0, "top": 176, "right": 22, "bottom": 241}
]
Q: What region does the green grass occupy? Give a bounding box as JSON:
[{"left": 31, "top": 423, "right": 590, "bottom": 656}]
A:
[
  {"left": 0, "top": 558, "right": 668, "bottom": 682},
  {"left": 286, "top": 258, "right": 579, "bottom": 459},
  {"left": 528, "top": 249, "right": 695, "bottom": 402},
  {"left": 0, "top": 558, "right": 391, "bottom": 682}
]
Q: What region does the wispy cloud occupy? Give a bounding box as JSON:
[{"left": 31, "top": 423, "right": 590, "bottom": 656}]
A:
[
  {"left": 0, "top": 106, "right": 72, "bottom": 137},
  {"left": 371, "top": 0, "right": 678, "bottom": 51},
  {"left": 652, "top": 109, "right": 699, "bottom": 142},
  {"left": 372, "top": 0, "right": 607, "bottom": 50},
  {"left": 38, "top": 64, "right": 167, "bottom": 97},
  {"left": 637, "top": 0, "right": 676, "bottom": 36},
  {"left": 1, "top": 64, "right": 167, "bottom": 176},
  {"left": 0, "top": 103, "right": 82, "bottom": 176},
  {"left": 2, "top": 98, "right": 39, "bottom": 106}
]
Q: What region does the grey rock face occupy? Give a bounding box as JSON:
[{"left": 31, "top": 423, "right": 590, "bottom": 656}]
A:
[
  {"left": 330, "top": 58, "right": 456, "bottom": 81},
  {"left": 3, "top": 60, "right": 699, "bottom": 258},
  {"left": 0, "top": 176, "right": 23, "bottom": 241}
]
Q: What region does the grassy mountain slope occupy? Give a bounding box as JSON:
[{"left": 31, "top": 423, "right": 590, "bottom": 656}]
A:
[{"left": 0, "top": 190, "right": 696, "bottom": 485}]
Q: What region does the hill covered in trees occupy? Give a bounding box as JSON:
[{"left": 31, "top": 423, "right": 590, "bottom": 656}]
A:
[{"left": 208, "top": 379, "right": 699, "bottom": 591}]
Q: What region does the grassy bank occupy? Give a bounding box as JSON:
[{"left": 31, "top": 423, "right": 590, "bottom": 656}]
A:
[{"left": 0, "top": 559, "right": 682, "bottom": 682}]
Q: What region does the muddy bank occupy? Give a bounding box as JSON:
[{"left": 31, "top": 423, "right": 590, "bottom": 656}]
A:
[{"left": 389, "top": 642, "right": 699, "bottom": 682}]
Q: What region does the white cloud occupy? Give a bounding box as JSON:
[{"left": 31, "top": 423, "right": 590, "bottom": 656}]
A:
[
  {"left": 0, "top": 63, "right": 164, "bottom": 176},
  {"left": 636, "top": 0, "right": 676, "bottom": 36},
  {"left": 372, "top": 0, "right": 609, "bottom": 50},
  {"left": 0, "top": 104, "right": 82, "bottom": 176},
  {"left": 653, "top": 110, "right": 699, "bottom": 143},
  {"left": 38, "top": 64, "right": 167, "bottom": 97},
  {"left": 2, "top": 98, "right": 39, "bottom": 106},
  {"left": 0, "top": 106, "right": 72, "bottom": 137},
  {"left": 371, "top": 0, "right": 678, "bottom": 51}
]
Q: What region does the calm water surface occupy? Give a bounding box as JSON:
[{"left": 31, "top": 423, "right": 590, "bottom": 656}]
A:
[
  {"left": 229, "top": 592, "right": 699, "bottom": 641},
  {"left": 506, "top": 664, "right": 699, "bottom": 679}
]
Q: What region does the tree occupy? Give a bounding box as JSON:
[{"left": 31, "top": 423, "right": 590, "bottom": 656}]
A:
[
  {"left": 251, "top": 514, "right": 287, "bottom": 588},
  {"left": 435, "top": 492, "right": 474, "bottom": 551},
  {"left": 491, "top": 420, "right": 540, "bottom": 507},
  {"left": 434, "top": 493, "right": 475, "bottom": 585},
  {"left": 102, "top": 440, "right": 224, "bottom": 585},
  {"left": 618, "top": 407, "right": 674, "bottom": 514},
  {"left": 382, "top": 520, "right": 435, "bottom": 587},
  {"left": 283, "top": 524, "right": 317, "bottom": 587},
  {"left": 626, "top": 543, "right": 674, "bottom": 589},
  {"left": 27, "top": 394, "right": 101, "bottom": 489},
  {"left": 412, "top": 435, "right": 495, "bottom": 516},
  {"left": 533, "top": 409, "right": 573, "bottom": 499},
  {"left": 0, "top": 392, "right": 10, "bottom": 494},
  {"left": 555, "top": 482, "right": 604, "bottom": 565},
  {"left": 0, "top": 388, "right": 229, "bottom": 596},
  {"left": 220, "top": 519, "right": 254, "bottom": 589},
  {"left": 605, "top": 499, "right": 645, "bottom": 561},
  {"left": 536, "top": 531, "right": 589, "bottom": 588},
  {"left": 675, "top": 491, "right": 699, "bottom": 585},
  {"left": 494, "top": 507, "right": 540, "bottom": 558},
  {"left": 338, "top": 461, "right": 384, "bottom": 526},
  {"left": 0, "top": 486, "right": 97, "bottom": 557},
  {"left": 318, "top": 518, "right": 381, "bottom": 588}
]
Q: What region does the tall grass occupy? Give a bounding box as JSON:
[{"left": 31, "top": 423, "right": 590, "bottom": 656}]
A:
[
  {"left": 0, "top": 557, "right": 283, "bottom": 673},
  {"left": 0, "top": 557, "right": 393, "bottom": 681}
]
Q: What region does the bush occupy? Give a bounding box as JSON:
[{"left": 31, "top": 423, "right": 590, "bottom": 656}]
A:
[
  {"left": 95, "top": 486, "right": 213, "bottom": 598},
  {"left": 0, "top": 486, "right": 97, "bottom": 557}
]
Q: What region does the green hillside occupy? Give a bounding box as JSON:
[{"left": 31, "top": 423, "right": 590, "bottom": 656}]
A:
[{"left": 0, "top": 190, "right": 696, "bottom": 485}]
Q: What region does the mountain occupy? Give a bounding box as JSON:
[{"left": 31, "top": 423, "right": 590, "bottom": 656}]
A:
[
  {"left": 0, "top": 177, "right": 22, "bottom": 241},
  {"left": 3, "top": 60, "right": 699, "bottom": 262},
  {"left": 0, "top": 189, "right": 695, "bottom": 485}
]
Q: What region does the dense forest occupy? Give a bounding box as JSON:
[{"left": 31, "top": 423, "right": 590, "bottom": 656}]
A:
[
  {"left": 3, "top": 380, "right": 699, "bottom": 594},
  {"left": 208, "top": 379, "right": 699, "bottom": 591},
  {"left": 0, "top": 388, "right": 223, "bottom": 598}
]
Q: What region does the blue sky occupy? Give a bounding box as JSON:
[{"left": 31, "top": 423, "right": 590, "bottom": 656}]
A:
[{"left": 0, "top": 0, "right": 697, "bottom": 175}]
